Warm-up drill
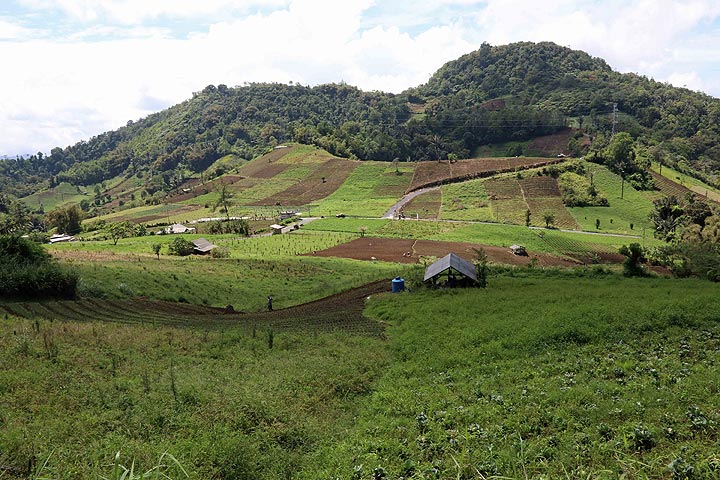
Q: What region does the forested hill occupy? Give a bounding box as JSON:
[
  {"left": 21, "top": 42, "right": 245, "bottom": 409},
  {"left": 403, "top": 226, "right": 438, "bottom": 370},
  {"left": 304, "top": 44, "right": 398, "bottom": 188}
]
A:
[{"left": 2, "top": 41, "right": 720, "bottom": 197}]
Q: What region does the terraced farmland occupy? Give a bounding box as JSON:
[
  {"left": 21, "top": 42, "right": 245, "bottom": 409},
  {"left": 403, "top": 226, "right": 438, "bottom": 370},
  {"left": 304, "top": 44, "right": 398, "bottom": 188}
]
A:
[
  {"left": 484, "top": 176, "right": 580, "bottom": 229},
  {"left": 408, "top": 157, "right": 562, "bottom": 192},
  {"left": 0, "top": 281, "right": 389, "bottom": 336}
]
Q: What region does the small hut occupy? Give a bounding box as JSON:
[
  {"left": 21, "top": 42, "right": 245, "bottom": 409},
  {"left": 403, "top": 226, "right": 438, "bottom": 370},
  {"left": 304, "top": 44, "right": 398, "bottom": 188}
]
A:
[
  {"left": 162, "top": 223, "right": 196, "bottom": 234},
  {"left": 269, "top": 224, "right": 284, "bottom": 235},
  {"left": 192, "top": 238, "right": 216, "bottom": 254},
  {"left": 510, "top": 244, "right": 527, "bottom": 256},
  {"left": 423, "top": 253, "right": 477, "bottom": 288}
]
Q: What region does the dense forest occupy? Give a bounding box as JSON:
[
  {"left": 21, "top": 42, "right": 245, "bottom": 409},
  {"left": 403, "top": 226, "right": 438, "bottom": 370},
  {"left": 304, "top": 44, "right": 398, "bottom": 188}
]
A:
[{"left": 2, "top": 41, "right": 720, "bottom": 198}]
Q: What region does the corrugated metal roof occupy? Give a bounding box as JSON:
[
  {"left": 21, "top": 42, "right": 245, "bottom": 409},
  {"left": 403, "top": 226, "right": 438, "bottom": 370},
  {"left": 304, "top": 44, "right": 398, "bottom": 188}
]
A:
[
  {"left": 423, "top": 253, "right": 477, "bottom": 282},
  {"left": 192, "top": 238, "right": 216, "bottom": 253}
]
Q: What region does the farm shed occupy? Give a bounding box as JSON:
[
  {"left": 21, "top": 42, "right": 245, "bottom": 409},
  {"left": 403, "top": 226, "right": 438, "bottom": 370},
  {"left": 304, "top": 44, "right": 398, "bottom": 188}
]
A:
[
  {"left": 162, "top": 223, "right": 196, "bottom": 234},
  {"left": 510, "top": 244, "right": 527, "bottom": 256},
  {"left": 270, "top": 224, "right": 284, "bottom": 235},
  {"left": 49, "top": 233, "right": 76, "bottom": 244},
  {"left": 423, "top": 253, "right": 477, "bottom": 287},
  {"left": 192, "top": 238, "right": 216, "bottom": 254}
]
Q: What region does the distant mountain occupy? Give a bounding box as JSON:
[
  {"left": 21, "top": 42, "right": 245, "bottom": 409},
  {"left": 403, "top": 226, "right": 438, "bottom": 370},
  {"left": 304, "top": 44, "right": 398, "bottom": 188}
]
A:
[{"left": 2, "top": 41, "right": 719, "bottom": 199}]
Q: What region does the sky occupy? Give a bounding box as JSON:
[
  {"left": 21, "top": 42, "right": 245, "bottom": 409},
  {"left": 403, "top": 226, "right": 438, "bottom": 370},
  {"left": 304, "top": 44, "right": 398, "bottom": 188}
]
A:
[{"left": 2, "top": 0, "right": 720, "bottom": 156}]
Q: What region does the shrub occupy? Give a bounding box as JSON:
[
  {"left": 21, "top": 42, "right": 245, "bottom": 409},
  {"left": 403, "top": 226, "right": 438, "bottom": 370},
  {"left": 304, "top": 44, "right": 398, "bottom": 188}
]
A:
[
  {"left": 0, "top": 235, "right": 78, "bottom": 299},
  {"left": 210, "top": 246, "right": 230, "bottom": 259},
  {"left": 168, "top": 237, "right": 195, "bottom": 256}
]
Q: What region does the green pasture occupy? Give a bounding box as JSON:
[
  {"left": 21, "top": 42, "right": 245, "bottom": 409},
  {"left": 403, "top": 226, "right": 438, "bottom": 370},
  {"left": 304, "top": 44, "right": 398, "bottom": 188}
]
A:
[
  {"left": 21, "top": 182, "right": 90, "bottom": 211},
  {"left": 321, "top": 275, "right": 720, "bottom": 479},
  {"left": 312, "top": 163, "right": 413, "bottom": 217},
  {"left": 569, "top": 164, "right": 655, "bottom": 234},
  {"left": 3, "top": 273, "right": 719, "bottom": 478},
  {"left": 51, "top": 230, "right": 356, "bottom": 259},
  {"left": 61, "top": 254, "right": 400, "bottom": 311}
]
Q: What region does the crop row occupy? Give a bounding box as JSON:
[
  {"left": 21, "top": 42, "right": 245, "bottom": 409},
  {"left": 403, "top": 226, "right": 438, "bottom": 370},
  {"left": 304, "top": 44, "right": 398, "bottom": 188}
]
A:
[
  {"left": 409, "top": 157, "right": 561, "bottom": 191},
  {"left": 0, "top": 281, "right": 388, "bottom": 337}
]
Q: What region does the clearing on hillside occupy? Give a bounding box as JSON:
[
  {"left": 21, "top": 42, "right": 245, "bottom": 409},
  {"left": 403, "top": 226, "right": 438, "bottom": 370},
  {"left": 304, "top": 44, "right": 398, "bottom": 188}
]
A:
[
  {"left": 408, "top": 157, "right": 562, "bottom": 192},
  {"left": 307, "top": 237, "right": 577, "bottom": 267}
]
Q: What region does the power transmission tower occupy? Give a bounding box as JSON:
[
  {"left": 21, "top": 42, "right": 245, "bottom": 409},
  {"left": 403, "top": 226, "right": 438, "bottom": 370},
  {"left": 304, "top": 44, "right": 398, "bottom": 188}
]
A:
[{"left": 611, "top": 102, "right": 618, "bottom": 137}]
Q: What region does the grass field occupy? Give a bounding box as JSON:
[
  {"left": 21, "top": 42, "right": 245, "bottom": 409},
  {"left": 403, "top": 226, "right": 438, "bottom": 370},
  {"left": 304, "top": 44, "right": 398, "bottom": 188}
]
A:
[
  {"left": 440, "top": 180, "right": 494, "bottom": 221},
  {"left": 3, "top": 273, "right": 719, "bottom": 478},
  {"left": 302, "top": 217, "right": 657, "bottom": 256},
  {"left": 59, "top": 255, "right": 399, "bottom": 311},
  {"left": 21, "top": 182, "right": 90, "bottom": 211},
  {"left": 311, "top": 163, "right": 413, "bottom": 217},
  {"left": 569, "top": 164, "right": 656, "bottom": 235},
  {"left": 651, "top": 163, "right": 720, "bottom": 203}
]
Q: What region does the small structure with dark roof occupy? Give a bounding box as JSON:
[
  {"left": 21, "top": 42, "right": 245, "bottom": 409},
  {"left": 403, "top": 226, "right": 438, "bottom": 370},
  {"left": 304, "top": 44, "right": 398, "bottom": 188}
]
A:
[
  {"left": 192, "top": 238, "right": 216, "bottom": 254},
  {"left": 423, "top": 252, "right": 477, "bottom": 288}
]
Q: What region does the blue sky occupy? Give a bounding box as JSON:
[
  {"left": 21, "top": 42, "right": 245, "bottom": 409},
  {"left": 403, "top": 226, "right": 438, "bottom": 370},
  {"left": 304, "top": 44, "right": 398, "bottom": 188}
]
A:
[{"left": 2, "top": 0, "right": 720, "bottom": 155}]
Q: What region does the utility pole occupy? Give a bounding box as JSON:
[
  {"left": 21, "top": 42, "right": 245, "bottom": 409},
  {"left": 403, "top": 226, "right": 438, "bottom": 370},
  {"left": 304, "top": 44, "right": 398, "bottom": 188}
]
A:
[{"left": 611, "top": 102, "right": 618, "bottom": 137}]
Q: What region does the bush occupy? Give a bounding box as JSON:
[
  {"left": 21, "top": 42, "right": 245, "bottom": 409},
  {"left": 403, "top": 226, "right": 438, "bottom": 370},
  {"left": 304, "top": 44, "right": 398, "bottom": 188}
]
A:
[
  {"left": 210, "top": 246, "right": 230, "bottom": 259},
  {"left": 0, "top": 235, "right": 78, "bottom": 299},
  {"left": 168, "top": 237, "right": 195, "bottom": 256}
]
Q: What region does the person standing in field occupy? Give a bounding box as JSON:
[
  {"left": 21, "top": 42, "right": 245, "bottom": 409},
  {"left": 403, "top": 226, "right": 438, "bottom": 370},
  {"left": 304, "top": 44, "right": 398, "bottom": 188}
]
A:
[{"left": 267, "top": 295, "right": 273, "bottom": 312}]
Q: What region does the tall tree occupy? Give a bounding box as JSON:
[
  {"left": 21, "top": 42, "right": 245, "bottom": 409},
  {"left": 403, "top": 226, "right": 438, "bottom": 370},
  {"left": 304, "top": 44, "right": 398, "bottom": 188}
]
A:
[{"left": 213, "top": 181, "right": 235, "bottom": 221}]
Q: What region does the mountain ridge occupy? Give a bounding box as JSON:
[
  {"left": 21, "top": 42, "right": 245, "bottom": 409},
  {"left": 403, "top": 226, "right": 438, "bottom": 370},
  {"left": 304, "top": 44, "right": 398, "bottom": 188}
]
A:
[{"left": 2, "top": 41, "right": 719, "bottom": 200}]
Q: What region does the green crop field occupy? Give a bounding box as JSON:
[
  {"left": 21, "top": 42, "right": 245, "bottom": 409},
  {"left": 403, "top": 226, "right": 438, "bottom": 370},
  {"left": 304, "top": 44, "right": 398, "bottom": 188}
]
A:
[
  {"left": 312, "top": 163, "right": 413, "bottom": 217},
  {"left": 53, "top": 253, "right": 400, "bottom": 311},
  {"left": 440, "top": 180, "right": 494, "bottom": 221}
]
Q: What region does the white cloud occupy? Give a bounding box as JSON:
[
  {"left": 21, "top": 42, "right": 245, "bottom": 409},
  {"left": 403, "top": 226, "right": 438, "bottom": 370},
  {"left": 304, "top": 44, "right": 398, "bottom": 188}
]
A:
[
  {"left": 3, "top": 0, "right": 720, "bottom": 155},
  {"left": 19, "top": 0, "right": 288, "bottom": 24},
  {"left": 0, "top": 17, "right": 33, "bottom": 39}
]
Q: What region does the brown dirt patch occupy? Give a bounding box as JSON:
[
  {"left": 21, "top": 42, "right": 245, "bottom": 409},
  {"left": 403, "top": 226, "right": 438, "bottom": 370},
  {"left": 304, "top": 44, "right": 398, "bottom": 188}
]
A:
[
  {"left": 307, "top": 237, "right": 578, "bottom": 267},
  {"left": 409, "top": 157, "right": 562, "bottom": 192},
  {"left": 526, "top": 128, "right": 576, "bottom": 156},
  {"left": 131, "top": 205, "right": 201, "bottom": 224},
  {"left": 252, "top": 159, "right": 359, "bottom": 206}
]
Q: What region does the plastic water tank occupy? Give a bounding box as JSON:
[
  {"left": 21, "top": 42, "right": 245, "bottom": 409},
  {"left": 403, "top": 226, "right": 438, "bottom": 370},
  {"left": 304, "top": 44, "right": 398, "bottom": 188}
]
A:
[{"left": 391, "top": 276, "right": 405, "bottom": 293}]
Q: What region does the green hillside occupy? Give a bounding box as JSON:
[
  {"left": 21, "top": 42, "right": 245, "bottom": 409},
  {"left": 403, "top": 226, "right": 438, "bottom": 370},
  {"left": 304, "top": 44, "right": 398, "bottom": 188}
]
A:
[{"left": 3, "top": 41, "right": 720, "bottom": 203}]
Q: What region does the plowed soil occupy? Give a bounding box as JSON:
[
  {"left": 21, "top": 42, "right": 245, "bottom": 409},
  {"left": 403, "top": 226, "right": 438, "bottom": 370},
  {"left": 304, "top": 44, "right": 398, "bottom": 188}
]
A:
[
  {"left": 408, "top": 157, "right": 562, "bottom": 192},
  {"left": 307, "top": 237, "right": 577, "bottom": 267},
  {"left": 1, "top": 281, "right": 390, "bottom": 336}
]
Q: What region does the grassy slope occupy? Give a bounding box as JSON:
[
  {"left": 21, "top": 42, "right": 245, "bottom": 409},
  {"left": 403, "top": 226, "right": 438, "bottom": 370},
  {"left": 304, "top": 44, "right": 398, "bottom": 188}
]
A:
[
  {"left": 21, "top": 182, "right": 89, "bottom": 211},
  {"left": 318, "top": 275, "right": 720, "bottom": 479},
  {"left": 311, "top": 164, "right": 413, "bottom": 217},
  {"left": 3, "top": 273, "right": 719, "bottom": 478},
  {"left": 568, "top": 163, "right": 656, "bottom": 235},
  {"left": 651, "top": 163, "right": 720, "bottom": 202},
  {"left": 51, "top": 243, "right": 400, "bottom": 311}
]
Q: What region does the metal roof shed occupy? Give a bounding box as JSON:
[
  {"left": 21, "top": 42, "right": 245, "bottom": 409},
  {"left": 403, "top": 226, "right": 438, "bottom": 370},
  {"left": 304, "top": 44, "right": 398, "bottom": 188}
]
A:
[
  {"left": 192, "top": 238, "right": 217, "bottom": 254},
  {"left": 424, "top": 253, "right": 477, "bottom": 287}
]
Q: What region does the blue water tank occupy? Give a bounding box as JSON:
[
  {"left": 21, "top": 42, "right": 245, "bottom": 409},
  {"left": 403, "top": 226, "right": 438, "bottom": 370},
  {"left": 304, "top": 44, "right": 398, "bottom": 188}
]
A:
[{"left": 391, "top": 276, "right": 405, "bottom": 293}]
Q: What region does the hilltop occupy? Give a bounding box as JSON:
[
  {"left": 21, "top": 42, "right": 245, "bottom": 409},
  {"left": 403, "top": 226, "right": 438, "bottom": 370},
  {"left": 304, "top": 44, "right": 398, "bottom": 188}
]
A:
[{"left": 1, "top": 41, "right": 719, "bottom": 202}]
